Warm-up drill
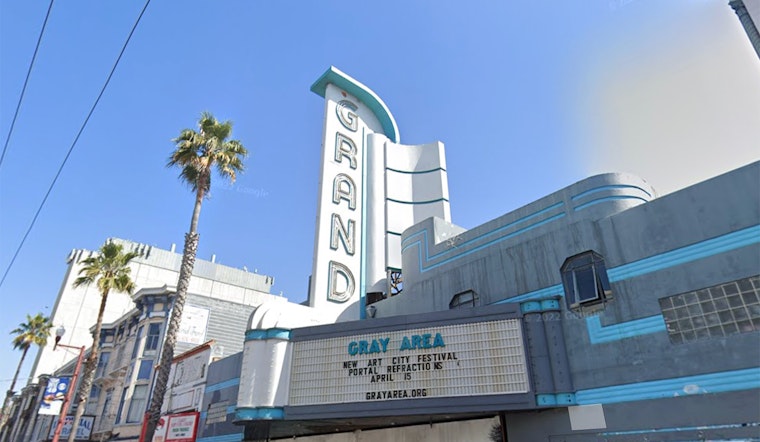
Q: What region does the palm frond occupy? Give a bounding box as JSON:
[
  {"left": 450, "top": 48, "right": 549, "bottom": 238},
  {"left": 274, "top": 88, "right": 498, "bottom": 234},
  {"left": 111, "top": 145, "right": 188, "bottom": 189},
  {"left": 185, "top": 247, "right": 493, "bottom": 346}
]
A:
[
  {"left": 74, "top": 242, "right": 138, "bottom": 297},
  {"left": 10, "top": 313, "right": 52, "bottom": 350},
  {"left": 167, "top": 111, "right": 249, "bottom": 199}
]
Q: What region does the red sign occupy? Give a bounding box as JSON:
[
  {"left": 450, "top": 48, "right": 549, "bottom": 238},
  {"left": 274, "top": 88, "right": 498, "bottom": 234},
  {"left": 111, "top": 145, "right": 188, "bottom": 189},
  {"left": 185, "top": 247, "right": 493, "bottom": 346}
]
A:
[{"left": 149, "top": 411, "right": 199, "bottom": 442}]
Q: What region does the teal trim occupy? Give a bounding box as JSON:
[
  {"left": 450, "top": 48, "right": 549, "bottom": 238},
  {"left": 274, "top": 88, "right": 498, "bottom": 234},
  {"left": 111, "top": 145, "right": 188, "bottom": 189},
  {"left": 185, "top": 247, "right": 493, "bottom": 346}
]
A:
[
  {"left": 245, "top": 330, "right": 267, "bottom": 340},
  {"left": 401, "top": 201, "right": 564, "bottom": 249},
  {"left": 536, "top": 394, "right": 557, "bottom": 406},
  {"left": 360, "top": 126, "right": 367, "bottom": 319},
  {"left": 227, "top": 405, "right": 236, "bottom": 415},
  {"left": 556, "top": 393, "right": 577, "bottom": 405},
  {"left": 608, "top": 225, "right": 760, "bottom": 282},
  {"left": 536, "top": 393, "right": 577, "bottom": 407},
  {"left": 495, "top": 285, "right": 564, "bottom": 304},
  {"left": 571, "top": 184, "right": 652, "bottom": 200},
  {"left": 197, "top": 434, "right": 243, "bottom": 442},
  {"left": 386, "top": 197, "right": 449, "bottom": 205},
  {"left": 520, "top": 301, "right": 541, "bottom": 313},
  {"left": 600, "top": 422, "right": 760, "bottom": 437},
  {"left": 245, "top": 328, "right": 291, "bottom": 341},
  {"left": 205, "top": 377, "right": 240, "bottom": 393},
  {"left": 387, "top": 231, "right": 402, "bottom": 236},
  {"left": 586, "top": 315, "right": 666, "bottom": 344},
  {"left": 491, "top": 225, "right": 759, "bottom": 343},
  {"left": 540, "top": 299, "right": 560, "bottom": 310},
  {"left": 386, "top": 166, "right": 446, "bottom": 174},
  {"left": 401, "top": 213, "right": 566, "bottom": 272},
  {"left": 311, "top": 66, "right": 399, "bottom": 143},
  {"left": 574, "top": 195, "right": 649, "bottom": 211},
  {"left": 575, "top": 367, "right": 760, "bottom": 405},
  {"left": 235, "top": 406, "right": 285, "bottom": 420}
]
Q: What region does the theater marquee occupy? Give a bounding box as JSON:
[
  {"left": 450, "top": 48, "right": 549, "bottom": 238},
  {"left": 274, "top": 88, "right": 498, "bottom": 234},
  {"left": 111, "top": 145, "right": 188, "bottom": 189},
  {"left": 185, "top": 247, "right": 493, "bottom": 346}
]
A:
[
  {"left": 288, "top": 319, "right": 529, "bottom": 406},
  {"left": 236, "top": 303, "right": 570, "bottom": 422}
]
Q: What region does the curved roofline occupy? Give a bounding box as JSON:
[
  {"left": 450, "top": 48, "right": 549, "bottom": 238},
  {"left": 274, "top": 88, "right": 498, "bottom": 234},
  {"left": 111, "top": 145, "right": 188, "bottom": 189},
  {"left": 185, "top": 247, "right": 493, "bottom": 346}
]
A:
[{"left": 311, "top": 66, "right": 400, "bottom": 143}]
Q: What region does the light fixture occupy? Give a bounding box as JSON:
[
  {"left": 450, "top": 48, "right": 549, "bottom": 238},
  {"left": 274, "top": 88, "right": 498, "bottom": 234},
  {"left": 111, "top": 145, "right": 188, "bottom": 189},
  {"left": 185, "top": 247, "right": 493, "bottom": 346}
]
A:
[
  {"left": 366, "top": 305, "right": 377, "bottom": 318},
  {"left": 54, "top": 325, "right": 65, "bottom": 350}
]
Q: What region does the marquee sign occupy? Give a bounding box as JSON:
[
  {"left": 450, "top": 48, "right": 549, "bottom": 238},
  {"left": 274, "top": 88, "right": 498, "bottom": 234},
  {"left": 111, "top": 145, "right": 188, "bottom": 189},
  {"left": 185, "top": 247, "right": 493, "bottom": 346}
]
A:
[{"left": 288, "top": 319, "right": 529, "bottom": 406}]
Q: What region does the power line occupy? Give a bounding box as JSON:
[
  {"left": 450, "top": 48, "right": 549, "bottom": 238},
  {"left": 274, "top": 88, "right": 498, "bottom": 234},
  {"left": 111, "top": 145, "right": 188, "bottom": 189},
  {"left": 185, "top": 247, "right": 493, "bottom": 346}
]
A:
[
  {"left": 0, "top": 0, "right": 152, "bottom": 290},
  {"left": 0, "top": 0, "right": 56, "bottom": 170}
]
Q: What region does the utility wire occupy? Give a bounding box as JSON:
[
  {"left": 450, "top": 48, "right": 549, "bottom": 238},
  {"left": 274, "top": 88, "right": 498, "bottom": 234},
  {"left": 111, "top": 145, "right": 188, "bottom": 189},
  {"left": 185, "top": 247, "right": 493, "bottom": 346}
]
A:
[
  {"left": 0, "top": 0, "right": 152, "bottom": 289},
  {"left": 0, "top": 0, "right": 56, "bottom": 170}
]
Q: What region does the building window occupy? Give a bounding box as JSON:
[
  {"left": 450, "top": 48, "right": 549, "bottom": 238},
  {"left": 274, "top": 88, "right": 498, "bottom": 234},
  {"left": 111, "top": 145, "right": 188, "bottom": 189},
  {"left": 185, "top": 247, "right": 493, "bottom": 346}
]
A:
[
  {"left": 388, "top": 269, "right": 403, "bottom": 296},
  {"left": 101, "top": 388, "right": 113, "bottom": 422},
  {"left": 89, "top": 385, "right": 101, "bottom": 399},
  {"left": 137, "top": 359, "right": 153, "bottom": 380},
  {"left": 144, "top": 323, "right": 161, "bottom": 353},
  {"left": 131, "top": 326, "right": 144, "bottom": 359},
  {"left": 127, "top": 385, "right": 148, "bottom": 423},
  {"left": 86, "top": 385, "right": 101, "bottom": 415},
  {"left": 115, "top": 387, "right": 128, "bottom": 424},
  {"left": 660, "top": 275, "right": 760, "bottom": 344},
  {"left": 95, "top": 351, "right": 110, "bottom": 378},
  {"left": 449, "top": 290, "right": 479, "bottom": 309},
  {"left": 561, "top": 251, "right": 612, "bottom": 309}
]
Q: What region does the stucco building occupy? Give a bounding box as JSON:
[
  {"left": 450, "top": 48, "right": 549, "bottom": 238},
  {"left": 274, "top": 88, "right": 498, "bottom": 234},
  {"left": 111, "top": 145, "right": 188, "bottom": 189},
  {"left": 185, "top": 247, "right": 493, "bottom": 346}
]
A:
[{"left": 199, "top": 67, "right": 759, "bottom": 441}]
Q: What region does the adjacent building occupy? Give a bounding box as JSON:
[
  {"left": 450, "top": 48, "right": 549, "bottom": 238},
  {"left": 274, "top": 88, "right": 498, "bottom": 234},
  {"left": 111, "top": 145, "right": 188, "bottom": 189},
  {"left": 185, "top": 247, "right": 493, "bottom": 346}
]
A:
[
  {"left": 31, "top": 238, "right": 276, "bottom": 384},
  {"left": 15, "top": 239, "right": 282, "bottom": 442}
]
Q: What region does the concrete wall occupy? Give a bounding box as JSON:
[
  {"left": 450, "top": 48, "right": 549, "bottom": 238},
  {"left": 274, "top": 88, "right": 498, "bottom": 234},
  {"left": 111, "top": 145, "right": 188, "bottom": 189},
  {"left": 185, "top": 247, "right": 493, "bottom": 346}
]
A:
[{"left": 372, "top": 162, "right": 760, "bottom": 440}]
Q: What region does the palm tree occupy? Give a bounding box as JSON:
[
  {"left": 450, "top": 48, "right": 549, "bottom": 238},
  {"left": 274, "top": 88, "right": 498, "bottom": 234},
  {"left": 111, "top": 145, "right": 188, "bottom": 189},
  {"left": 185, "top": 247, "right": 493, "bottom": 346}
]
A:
[
  {"left": 145, "top": 112, "right": 247, "bottom": 439},
  {"left": 67, "top": 241, "right": 137, "bottom": 442},
  {"left": 0, "top": 313, "right": 52, "bottom": 439}
]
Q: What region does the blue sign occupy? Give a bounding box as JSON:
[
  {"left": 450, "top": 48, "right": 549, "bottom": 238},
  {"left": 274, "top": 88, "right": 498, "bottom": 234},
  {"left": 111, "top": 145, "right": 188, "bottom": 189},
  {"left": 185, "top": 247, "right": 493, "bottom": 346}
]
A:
[{"left": 38, "top": 376, "right": 70, "bottom": 416}]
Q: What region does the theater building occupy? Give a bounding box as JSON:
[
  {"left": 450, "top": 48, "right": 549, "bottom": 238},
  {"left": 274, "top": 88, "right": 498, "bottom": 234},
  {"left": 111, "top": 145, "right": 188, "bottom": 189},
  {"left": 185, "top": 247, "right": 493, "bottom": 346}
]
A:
[{"left": 195, "top": 68, "right": 760, "bottom": 442}]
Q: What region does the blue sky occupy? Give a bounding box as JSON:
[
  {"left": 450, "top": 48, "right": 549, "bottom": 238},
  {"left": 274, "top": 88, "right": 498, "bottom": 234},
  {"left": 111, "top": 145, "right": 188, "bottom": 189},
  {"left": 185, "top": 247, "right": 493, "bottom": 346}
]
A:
[{"left": 1, "top": 1, "right": 758, "bottom": 392}]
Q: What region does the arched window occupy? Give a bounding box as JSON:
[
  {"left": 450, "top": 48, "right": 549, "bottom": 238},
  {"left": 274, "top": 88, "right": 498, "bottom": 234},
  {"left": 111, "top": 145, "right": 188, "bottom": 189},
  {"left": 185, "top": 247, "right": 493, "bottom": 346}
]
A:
[{"left": 561, "top": 251, "right": 612, "bottom": 309}]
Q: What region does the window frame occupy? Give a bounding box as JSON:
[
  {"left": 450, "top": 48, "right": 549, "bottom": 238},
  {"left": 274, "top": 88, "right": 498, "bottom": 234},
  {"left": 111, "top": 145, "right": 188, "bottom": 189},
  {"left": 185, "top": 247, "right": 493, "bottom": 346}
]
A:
[
  {"left": 449, "top": 290, "right": 479, "bottom": 309},
  {"left": 101, "top": 388, "right": 113, "bottom": 422},
  {"left": 95, "top": 351, "right": 111, "bottom": 378},
  {"left": 137, "top": 359, "right": 154, "bottom": 380},
  {"left": 126, "top": 384, "right": 149, "bottom": 423},
  {"left": 144, "top": 322, "right": 161, "bottom": 354},
  {"left": 561, "top": 251, "right": 612, "bottom": 310},
  {"left": 131, "top": 326, "right": 144, "bottom": 359}
]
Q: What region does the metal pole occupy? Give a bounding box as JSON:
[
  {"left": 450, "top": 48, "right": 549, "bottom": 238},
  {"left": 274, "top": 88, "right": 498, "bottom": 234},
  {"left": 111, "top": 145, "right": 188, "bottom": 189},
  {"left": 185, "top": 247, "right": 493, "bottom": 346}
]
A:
[{"left": 52, "top": 345, "right": 85, "bottom": 442}]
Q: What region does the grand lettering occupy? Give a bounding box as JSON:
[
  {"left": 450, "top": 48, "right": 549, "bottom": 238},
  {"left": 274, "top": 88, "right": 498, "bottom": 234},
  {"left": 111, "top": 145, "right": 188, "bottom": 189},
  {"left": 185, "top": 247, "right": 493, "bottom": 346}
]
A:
[
  {"left": 328, "top": 260, "right": 354, "bottom": 302},
  {"left": 336, "top": 100, "right": 359, "bottom": 132},
  {"left": 327, "top": 99, "right": 359, "bottom": 303}
]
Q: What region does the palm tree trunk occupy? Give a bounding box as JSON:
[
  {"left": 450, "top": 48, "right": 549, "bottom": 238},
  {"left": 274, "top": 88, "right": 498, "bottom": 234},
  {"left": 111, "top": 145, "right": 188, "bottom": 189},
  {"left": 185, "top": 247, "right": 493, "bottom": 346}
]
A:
[
  {"left": 0, "top": 346, "right": 28, "bottom": 441},
  {"left": 145, "top": 188, "right": 202, "bottom": 440},
  {"left": 145, "top": 173, "right": 207, "bottom": 441},
  {"left": 67, "top": 290, "right": 108, "bottom": 442},
  {"left": 189, "top": 183, "right": 204, "bottom": 234}
]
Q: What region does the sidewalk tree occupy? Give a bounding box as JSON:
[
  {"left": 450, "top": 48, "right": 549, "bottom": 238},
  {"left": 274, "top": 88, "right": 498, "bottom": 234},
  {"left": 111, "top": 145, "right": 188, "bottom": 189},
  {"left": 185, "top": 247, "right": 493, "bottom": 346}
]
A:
[
  {"left": 144, "top": 112, "right": 247, "bottom": 440},
  {"left": 0, "top": 313, "right": 52, "bottom": 439},
  {"left": 68, "top": 241, "right": 138, "bottom": 442}
]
